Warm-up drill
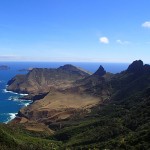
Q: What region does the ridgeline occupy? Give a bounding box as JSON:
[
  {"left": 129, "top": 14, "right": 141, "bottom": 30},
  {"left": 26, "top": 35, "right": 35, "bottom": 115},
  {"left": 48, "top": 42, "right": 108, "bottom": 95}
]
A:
[{"left": 0, "top": 60, "right": 149, "bottom": 149}]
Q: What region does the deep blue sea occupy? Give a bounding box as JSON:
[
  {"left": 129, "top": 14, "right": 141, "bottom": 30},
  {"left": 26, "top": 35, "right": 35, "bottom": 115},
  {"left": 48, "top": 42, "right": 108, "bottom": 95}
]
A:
[{"left": 0, "top": 62, "right": 129, "bottom": 123}]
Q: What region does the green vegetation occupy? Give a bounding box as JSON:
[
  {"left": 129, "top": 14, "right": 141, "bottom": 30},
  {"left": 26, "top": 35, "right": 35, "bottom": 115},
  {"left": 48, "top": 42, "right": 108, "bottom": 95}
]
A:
[
  {"left": 50, "top": 66, "right": 150, "bottom": 149},
  {"left": 0, "top": 124, "right": 62, "bottom": 150},
  {"left": 1, "top": 92, "right": 149, "bottom": 150},
  {"left": 51, "top": 88, "right": 150, "bottom": 149},
  {"left": 1, "top": 61, "right": 150, "bottom": 149}
]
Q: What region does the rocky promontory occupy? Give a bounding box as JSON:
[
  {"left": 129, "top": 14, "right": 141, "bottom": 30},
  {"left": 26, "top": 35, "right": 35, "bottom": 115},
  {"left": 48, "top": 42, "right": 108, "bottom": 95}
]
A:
[
  {"left": 7, "top": 64, "right": 111, "bottom": 125},
  {"left": 7, "top": 64, "right": 91, "bottom": 94}
]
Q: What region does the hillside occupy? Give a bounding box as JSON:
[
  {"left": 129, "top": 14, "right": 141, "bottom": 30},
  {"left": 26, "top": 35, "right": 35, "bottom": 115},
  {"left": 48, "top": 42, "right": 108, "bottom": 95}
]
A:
[
  {"left": 2, "top": 60, "right": 150, "bottom": 149},
  {"left": 7, "top": 64, "right": 112, "bottom": 125},
  {"left": 7, "top": 64, "right": 91, "bottom": 94},
  {"left": 0, "top": 123, "right": 62, "bottom": 150},
  {"left": 51, "top": 60, "right": 150, "bottom": 149}
]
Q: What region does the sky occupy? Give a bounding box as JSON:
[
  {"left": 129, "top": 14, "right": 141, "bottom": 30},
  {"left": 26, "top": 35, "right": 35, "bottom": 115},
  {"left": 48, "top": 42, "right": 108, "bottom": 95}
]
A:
[{"left": 0, "top": 0, "right": 150, "bottom": 63}]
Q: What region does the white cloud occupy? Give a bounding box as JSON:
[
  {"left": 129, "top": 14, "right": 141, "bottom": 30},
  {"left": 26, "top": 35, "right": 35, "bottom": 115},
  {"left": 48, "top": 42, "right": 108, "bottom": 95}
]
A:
[
  {"left": 116, "top": 39, "right": 130, "bottom": 45},
  {"left": 142, "top": 21, "right": 150, "bottom": 28},
  {"left": 99, "top": 37, "right": 109, "bottom": 44}
]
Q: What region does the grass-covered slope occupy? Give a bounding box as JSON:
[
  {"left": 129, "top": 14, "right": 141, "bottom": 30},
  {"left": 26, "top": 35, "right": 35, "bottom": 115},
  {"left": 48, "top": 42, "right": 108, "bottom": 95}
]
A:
[
  {"left": 52, "top": 88, "right": 150, "bottom": 149},
  {"left": 0, "top": 124, "right": 62, "bottom": 150}
]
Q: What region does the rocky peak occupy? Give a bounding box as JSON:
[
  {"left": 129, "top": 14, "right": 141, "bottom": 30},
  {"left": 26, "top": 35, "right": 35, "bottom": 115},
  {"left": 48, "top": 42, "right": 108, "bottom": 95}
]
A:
[
  {"left": 143, "top": 64, "right": 150, "bottom": 73},
  {"left": 93, "top": 65, "right": 106, "bottom": 76},
  {"left": 58, "top": 64, "right": 78, "bottom": 71},
  {"left": 127, "top": 60, "right": 144, "bottom": 73},
  {"left": 58, "top": 64, "right": 91, "bottom": 76}
]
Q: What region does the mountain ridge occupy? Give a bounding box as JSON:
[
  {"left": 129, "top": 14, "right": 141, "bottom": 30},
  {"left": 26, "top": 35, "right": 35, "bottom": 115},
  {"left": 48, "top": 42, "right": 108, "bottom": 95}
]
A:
[
  {"left": 3, "top": 60, "right": 150, "bottom": 149},
  {"left": 7, "top": 64, "right": 90, "bottom": 94}
]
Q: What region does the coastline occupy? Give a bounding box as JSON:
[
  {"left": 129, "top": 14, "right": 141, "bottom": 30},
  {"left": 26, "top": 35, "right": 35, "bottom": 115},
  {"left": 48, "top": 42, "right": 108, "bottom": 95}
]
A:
[
  {"left": 4, "top": 113, "right": 18, "bottom": 124},
  {"left": 2, "top": 88, "right": 32, "bottom": 123}
]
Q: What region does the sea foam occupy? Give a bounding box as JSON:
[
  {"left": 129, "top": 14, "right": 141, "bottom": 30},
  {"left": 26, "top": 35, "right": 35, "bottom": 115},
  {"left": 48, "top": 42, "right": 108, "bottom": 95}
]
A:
[
  {"left": 8, "top": 96, "right": 19, "bottom": 101},
  {"left": 8, "top": 113, "right": 17, "bottom": 120},
  {"left": 3, "top": 89, "right": 18, "bottom": 95},
  {"left": 19, "top": 93, "right": 28, "bottom": 96},
  {"left": 20, "top": 100, "right": 32, "bottom": 107},
  {"left": 4, "top": 113, "right": 17, "bottom": 124}
]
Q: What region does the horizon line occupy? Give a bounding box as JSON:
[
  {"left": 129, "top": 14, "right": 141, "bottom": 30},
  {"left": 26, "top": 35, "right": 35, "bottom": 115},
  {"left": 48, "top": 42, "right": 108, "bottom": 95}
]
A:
[{"left": 0, "top": 60, "right": 132, "bottom": 64}]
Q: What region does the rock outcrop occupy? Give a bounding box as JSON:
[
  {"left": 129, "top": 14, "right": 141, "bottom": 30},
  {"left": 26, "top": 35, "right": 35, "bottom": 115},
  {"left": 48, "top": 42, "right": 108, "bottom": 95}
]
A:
[
  {"left": 127, "top": 60, "right": 144, "bottom": 73},
  {"left": 93, "top": 65, "right": 106, "bottom": 76},
  {"left": 126, "top": 60, "right": 150, "bottom": 75}
]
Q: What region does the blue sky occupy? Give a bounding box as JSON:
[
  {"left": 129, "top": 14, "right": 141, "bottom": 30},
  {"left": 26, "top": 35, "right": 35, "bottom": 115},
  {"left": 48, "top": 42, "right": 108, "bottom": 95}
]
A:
[{"left": 0, "top": 0, "right": 150, "bottom": 63}]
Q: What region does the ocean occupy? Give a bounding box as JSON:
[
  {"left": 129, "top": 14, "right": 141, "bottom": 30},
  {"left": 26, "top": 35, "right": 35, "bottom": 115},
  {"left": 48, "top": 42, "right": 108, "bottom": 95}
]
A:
[{"left": 0, "top": 62, "right": 129, "bottom": 123}]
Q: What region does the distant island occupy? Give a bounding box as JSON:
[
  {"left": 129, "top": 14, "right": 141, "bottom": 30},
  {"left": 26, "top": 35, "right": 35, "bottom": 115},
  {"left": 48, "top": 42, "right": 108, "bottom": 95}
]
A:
[{"left": 0, "top": 65, "right": 10, "bottom": 70}]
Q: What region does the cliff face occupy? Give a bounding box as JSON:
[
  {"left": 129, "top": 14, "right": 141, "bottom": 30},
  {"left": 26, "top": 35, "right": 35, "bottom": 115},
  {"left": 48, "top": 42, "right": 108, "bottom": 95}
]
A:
[{"left": 7, "top": 64, "right": 90, "bottom": 94}]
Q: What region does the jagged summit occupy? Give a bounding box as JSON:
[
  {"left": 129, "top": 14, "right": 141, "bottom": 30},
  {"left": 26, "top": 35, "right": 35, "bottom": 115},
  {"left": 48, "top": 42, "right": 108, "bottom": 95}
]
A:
[
  {"left": 93, "top": 65, "right": 106, "bottom": 76},
  {"left": 127, "top": 60, "right": 150, "bottom": 74},
  {"left": 127, "top": 60, "right": 144, "bottom": 73}
]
